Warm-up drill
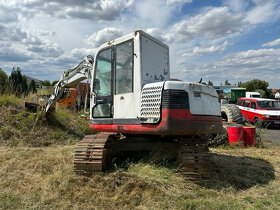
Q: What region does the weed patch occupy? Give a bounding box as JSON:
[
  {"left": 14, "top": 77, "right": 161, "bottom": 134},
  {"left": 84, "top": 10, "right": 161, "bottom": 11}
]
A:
[{"left": 0, "top": 95, "right": 94, "bottom": 147}]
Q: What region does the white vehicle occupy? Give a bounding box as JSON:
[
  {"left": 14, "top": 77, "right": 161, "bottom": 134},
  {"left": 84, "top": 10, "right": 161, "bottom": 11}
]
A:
[
  {"left": 246, "top": 92, "right": 261, "bottom": 98},
  {"left": 275, "top": 92, "right": 280, "bottom": 99},
  {"left": 45, "top": 30, "right": 223, "bottom": 179},
  {"left": 236, "top": 97, "right": 280, "bottom": 127}
]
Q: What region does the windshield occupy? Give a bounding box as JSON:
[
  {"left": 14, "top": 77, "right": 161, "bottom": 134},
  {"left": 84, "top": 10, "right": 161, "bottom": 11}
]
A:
[
  {"left": 94, "top": 48, "right": 112, "bottom": 96},
  {"left": 257, "top": 100, "right": 280, "bottom": 109}
]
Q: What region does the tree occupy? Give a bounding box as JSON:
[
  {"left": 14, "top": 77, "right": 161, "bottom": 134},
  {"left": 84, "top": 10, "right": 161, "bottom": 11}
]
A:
[
  {"left": 255, "top": 89, "right": 266, "bottom": 98},
  {"left": 28, "top": 79, "right": 37, "bottom": 93},
  {"left": 0, "top": 68, "right": 8, "bottom": 94},
  {"left": 42, "top": 80, "right": 51, "bottom": 86},
  {"left": 9, "top": 67, "right": 29, "bottom": 96},
  {"left": 51, "top": 80, "right": 59, "bottom": 86},
  {"left": 224, "top": 80, "right": 231, "bottom": 85},
  {"left": 239, "top": 79, "right": 270, "bottom": 97},
  {"left": 207, "top": 81, "right": 213, "bottom": 86}
]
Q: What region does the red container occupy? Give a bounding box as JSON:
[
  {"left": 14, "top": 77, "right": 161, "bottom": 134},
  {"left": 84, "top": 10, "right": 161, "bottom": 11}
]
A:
[
  {"left": 243, "top": 126, "right": 256, "bottom": 146},
  {"left": 227, "top": 126, "right": 244, "bottom": 145}
]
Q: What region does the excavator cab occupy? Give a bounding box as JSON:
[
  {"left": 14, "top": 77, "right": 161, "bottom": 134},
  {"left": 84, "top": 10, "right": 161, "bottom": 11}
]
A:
[
  {"left": 89, "top": 30, "right": 222, "bottom": 137},
  {"left": 90, "top": 30, "right": 170, "bottom": 126}
]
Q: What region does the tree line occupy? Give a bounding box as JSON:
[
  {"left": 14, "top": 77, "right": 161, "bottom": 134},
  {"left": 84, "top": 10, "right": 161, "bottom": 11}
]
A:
[
  {"left": 207, "top": 79, "right": 272, "bottom": 98},
  {"left": 0, "top": 67, "right": 34, "bottom": 96}
]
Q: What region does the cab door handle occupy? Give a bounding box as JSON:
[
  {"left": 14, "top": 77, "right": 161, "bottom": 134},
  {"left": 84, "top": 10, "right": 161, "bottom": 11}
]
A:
[{"left": 97, "top": 98, "right": 106, "bottom": 103}]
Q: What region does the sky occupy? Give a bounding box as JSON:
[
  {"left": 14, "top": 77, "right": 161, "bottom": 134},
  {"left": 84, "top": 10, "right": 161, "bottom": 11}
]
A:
[{"left": 0, "top": 0, "right": 280, "bottom": 88}]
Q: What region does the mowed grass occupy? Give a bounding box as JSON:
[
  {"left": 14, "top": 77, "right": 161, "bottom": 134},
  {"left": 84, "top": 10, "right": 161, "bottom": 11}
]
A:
[
  {"left": 0, "top": 94, "right": 280, "bottom": 209},
  {"left": 0, "top": 146, "right": 279, "bottom": 209}
]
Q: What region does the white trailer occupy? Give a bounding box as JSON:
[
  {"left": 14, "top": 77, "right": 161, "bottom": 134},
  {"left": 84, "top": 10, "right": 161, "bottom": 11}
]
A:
[{"left": 246, "top": 92, "right": 261, "bottom": 98}]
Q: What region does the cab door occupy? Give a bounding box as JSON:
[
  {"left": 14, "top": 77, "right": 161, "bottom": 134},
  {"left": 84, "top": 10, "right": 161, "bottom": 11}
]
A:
[
  {"left": 91, "top": 40, "right": 134, "bottom": 121},
  {"left": 91, "top": 47, "right": 113, "bottom": 118},
  {"left": 113, "top": 40, "right": 135, "bottom": 119}
]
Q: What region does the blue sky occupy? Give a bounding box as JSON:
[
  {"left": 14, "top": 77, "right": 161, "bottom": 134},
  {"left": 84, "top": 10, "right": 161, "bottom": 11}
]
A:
[{"left": 0, "top": 0, "right": 280, "bottom": 88}]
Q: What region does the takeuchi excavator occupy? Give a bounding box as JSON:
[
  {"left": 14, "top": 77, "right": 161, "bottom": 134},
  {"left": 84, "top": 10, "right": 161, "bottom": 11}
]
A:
[{"left": 45, "top": 30, "right": 223, "bottom": 179}]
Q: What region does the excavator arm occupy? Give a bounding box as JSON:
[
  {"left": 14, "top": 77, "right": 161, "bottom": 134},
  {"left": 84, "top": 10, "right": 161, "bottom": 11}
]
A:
[{"left": 44, "top": 55, "right": 94, "bottom": 113}]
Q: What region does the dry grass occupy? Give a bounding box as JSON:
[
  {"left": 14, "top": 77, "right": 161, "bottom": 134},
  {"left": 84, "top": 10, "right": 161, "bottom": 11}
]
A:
[
  {"left": 0, "top": 95, "right": 93, "bottom": 147},
  {"left": 0, "top": 94, "right": 22, "bottom": 107},
  {"left": 0, "top": 146, "right": 279, "bottom": 209},
  {"left": 0, "top": 94, "right": 279, "bottom": 209}
]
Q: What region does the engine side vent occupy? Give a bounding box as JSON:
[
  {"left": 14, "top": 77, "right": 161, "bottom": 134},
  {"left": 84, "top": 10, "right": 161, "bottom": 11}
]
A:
[
  {"left": 162, "top": 90, "right": 189, "bottom": 109},
  {"left": 140, "top": 83, "right": 164, "bottom": 124}
]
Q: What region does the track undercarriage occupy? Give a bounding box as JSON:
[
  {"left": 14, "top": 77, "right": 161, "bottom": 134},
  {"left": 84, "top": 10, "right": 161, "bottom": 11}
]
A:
[{"left": 74, "top": 133, "right": 211, "bottom": 179}]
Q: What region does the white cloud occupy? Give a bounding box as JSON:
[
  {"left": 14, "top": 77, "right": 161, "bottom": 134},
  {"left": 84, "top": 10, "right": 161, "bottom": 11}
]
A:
[
  {"left": 246, "top": 1, "right": 280, "bottom": 24},
  {"left": 33, "top": 30, "right": 56, "bottom": 37},
  {"left": 71, "top": 48, "right": 96, "bottom": 60},
  {"left": 262, "top": 37, "right": 280, "bottom": 47},
  {"left": 133, "top": 0, "right": 175, "bottom": 27},
  {"left": 146, "top": 28, "right": 169, "bottom": 43},
  {"left": 215, "top": 48, "right": 280, "bottom": 69},
  {"left": 176, "top": 48, "right": 280, "bottom": 87},
  {"left": 1, "top": 0, "right": 280, "bottom": 87},
  {"left": 0, "top": 46, "right": 32, "bottom": 62},
  {"left": 0, "top": 24, "right": 27, "bottom": 41},
  {"left": 188, "top": 41, "right": 228, "bottom": 56},
  {"left": 27, "top": 42, "right": 64, "bottom": 58},
  {"left": 166, "top": 0, "right": 192, "bottom": 6},
  {"left": 0, "top": 6, "right": 18, "bottom": 23},
  {"left": 223, "top": 0, "right": 250, "bottom": 13},
  {"left": 85, "top": 27, "right": 124, "bottom": 48},
  {"left": 166, "top": 7, "right": 247, "bottom": 43},
  {"left": 19, "top": 0, "right": 134, "bottom": 21}
]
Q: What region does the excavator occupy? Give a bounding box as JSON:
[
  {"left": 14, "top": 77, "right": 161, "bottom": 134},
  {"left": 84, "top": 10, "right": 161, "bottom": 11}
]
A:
[{"left": 45, "top": 30, "right": 223, "bottom": 179}]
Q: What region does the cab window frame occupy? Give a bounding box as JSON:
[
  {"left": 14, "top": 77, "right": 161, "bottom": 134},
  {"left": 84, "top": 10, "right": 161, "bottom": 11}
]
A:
[
  {"left": 114, "top": 39, "right": 134, "bottom": 95},
  {"left": 93, "top": 46, "right": 113, "bottom": 97}
]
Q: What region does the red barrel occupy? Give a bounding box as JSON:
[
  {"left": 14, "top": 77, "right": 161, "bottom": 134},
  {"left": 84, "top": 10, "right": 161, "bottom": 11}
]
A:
[
  {"left": 227, "top": 126, "right": 244, "bottom": 145},
  {"left": 243, "top": 126, "right": 256, "bottom": 146}
]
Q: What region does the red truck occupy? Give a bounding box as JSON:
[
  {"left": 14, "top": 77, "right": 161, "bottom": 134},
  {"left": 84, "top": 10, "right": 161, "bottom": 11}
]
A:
[{"left": 236, "top": 97, "right": 280, "bottom": 127}]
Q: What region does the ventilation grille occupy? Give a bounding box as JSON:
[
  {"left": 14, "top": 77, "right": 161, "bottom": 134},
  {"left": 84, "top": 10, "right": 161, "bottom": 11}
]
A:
[
  {"left": 140, "top": 83, "right": 164, "bottom": 124},
  {"left": 162, "top": 90, "right": 189, "bottom": 109}
]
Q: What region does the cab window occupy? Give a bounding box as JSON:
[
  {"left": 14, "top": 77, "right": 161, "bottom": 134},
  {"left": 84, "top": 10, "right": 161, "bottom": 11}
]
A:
[
  {"left": 115, "top": 40, "right": 133, "bottom": 94},
  {"left": 93, "top": 48, "right": 112, "bottom": 97}
]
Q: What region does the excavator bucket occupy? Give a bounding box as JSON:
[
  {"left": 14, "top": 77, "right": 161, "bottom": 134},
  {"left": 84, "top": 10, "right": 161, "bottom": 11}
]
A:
[{"left": 20, "top": 101, "right": 41, "bottom": 112}]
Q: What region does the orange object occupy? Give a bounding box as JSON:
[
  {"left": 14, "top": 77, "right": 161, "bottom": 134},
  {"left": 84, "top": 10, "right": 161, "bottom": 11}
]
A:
[
  {"left": 243, "top": 126, "right": 256, "bottom": 146},
  {"left": 56, "top": 83, "right": 90, "bottom": 110},
  {"left": 227, "top": 126, "right": 244, "bottom": 145}
]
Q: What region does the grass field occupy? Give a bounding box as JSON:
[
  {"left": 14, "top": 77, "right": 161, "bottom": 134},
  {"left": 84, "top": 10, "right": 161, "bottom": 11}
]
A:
[
  {"left": 0, "top": 146, "right": 279, "bottom": 209},
  {"left": 0, "top": 95, "right": 279, "bottom": 209}
]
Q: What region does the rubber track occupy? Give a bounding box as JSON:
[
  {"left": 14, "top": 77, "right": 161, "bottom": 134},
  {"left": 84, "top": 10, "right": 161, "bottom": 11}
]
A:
[
  {"left": 74, "top": 133, "right": 112, "bottom": 176},
  {"left": 178, "top": 143, "right": 211, "bottom": 179},
  {"left": 74, "top": 133, "right": 211, "bottom": 179}
]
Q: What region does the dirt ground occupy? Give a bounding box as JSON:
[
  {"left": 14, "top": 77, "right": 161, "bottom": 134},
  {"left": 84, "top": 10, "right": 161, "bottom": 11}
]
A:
[{"left": 258, "top": 126, "right": 280, "bottom": 146}]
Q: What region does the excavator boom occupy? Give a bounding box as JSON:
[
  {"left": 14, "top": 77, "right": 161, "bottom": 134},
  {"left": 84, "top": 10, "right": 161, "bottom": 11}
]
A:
[{"left": 44, "top": 55, "right": 93, "bottom": 113}]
